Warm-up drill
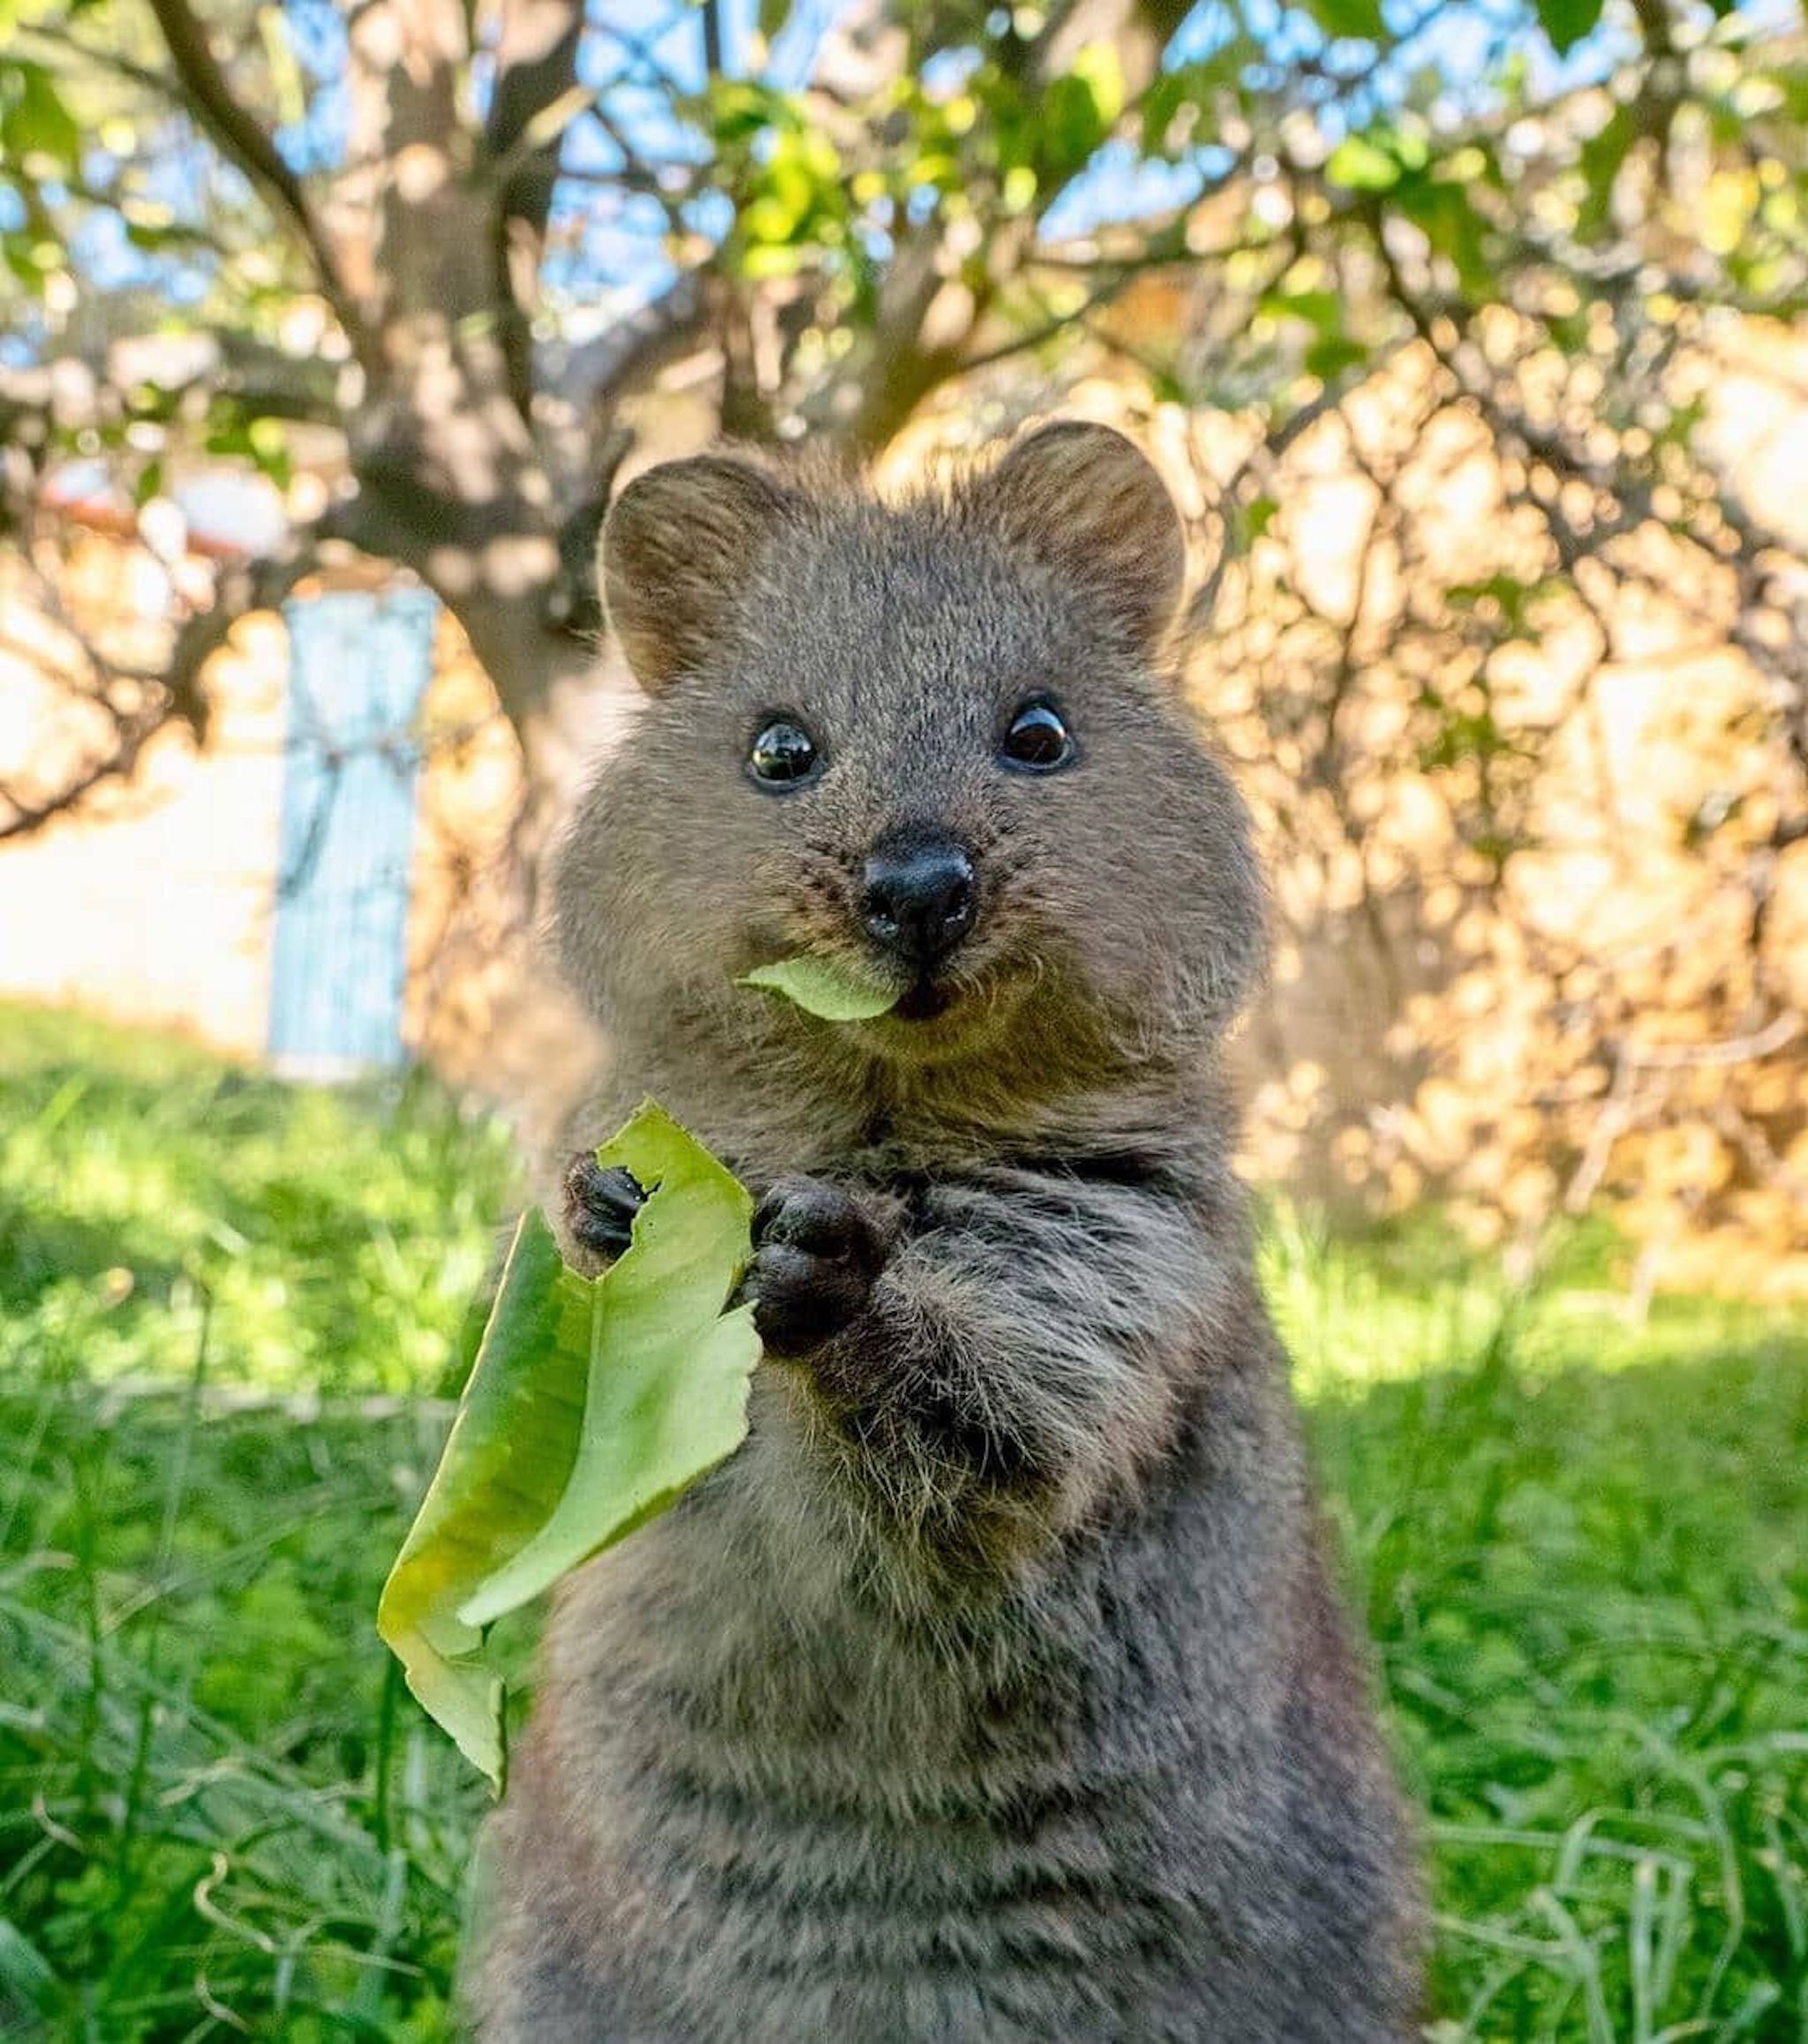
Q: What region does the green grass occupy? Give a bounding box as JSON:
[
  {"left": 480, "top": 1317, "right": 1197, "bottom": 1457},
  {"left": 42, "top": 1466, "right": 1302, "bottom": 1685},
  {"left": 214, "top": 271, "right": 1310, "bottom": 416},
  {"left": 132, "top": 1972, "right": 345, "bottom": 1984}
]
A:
[
  {"left": 1272, "top": 1208, "right": 1808, "bottom": 2040},
  {"left": 1, "top": 1003, "right": 1803, "bottom": 2040}
]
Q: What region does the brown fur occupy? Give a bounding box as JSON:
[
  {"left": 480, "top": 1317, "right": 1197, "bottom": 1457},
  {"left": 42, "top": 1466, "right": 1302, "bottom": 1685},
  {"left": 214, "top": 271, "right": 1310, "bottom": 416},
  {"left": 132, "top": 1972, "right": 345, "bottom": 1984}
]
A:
[{"left": 472, "top": 424, "right": 1424, "bottom": 2039}]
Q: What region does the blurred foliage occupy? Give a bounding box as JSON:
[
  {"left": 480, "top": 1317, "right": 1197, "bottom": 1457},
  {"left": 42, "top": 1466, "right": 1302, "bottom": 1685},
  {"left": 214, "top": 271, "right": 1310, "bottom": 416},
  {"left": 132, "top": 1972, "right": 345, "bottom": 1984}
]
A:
[
  {"left": 3, "top": 1007, "right": 1804, "bottom": 2037},
  {"left": 1176, "top": 333, "right": 1808, "bottom": 1280},
  {"left": 1, "top": 0, "right": 1801, "bottom": 616}
]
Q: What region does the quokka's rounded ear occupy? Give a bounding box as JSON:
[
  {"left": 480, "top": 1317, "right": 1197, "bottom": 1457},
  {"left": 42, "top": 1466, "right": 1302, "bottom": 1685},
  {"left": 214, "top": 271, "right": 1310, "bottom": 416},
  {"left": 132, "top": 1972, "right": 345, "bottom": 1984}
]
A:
[
  {"left": 600, "top": 454, "right": 801, "bottom": 692},
  {"left": 975, "top": 422, "right": 1185, "bottom": 652}
]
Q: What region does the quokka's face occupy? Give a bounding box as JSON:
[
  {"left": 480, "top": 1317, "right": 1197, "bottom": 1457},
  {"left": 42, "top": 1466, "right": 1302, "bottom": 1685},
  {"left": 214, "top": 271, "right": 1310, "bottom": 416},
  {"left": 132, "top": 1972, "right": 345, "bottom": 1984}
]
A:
[{"left": 555, "top": 426, "right": 1266, "bottom": 1076}]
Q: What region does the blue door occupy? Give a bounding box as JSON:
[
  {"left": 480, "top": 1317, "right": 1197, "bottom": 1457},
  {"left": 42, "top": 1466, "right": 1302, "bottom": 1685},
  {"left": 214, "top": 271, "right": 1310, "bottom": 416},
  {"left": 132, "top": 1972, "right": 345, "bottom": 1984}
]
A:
[{"left": 267, "top": 587, "right": 438, "bottom": 1076}]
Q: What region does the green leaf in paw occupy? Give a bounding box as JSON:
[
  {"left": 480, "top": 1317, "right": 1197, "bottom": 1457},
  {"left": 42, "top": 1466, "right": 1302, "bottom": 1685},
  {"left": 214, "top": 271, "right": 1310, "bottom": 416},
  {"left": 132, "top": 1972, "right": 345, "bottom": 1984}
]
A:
[{"left": 377, "top": 1101, "right": 759, "bottom": 1788}]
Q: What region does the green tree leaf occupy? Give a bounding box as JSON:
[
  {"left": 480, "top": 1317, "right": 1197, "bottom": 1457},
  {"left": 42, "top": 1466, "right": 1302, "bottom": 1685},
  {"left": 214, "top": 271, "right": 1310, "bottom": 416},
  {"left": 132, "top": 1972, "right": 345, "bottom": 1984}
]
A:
[
  {"left": 378, "top": 1102, "right": 759, "bottom": 1788},
  {"left": 1577, "top": 102, "right": 1636, "bottom": 237},
  {"left": 1042, "top": 71, "right": 1112, "bottom": 175},
  {"left": 1396, "top": 179, "right": 1494, "bottom": 298},
  {"left": 739, "top": 953, "right": 901, "bottom": 1020},
  {"left": 1536, "top": 0, "right": 1607, "bottom": 55},
  {"left": 1307, "top": 332, "right": 1368, "bottom": 381},
  {"left": 1304, "top": 0, "right": 1386, "bottom": 41},
  {"left": 1069, "top": 42, "right": 1126, "bottom": 127},
  {"left": 2, "top": 62, "right": 80, "bottom": 170},
  {"left": 1261, "top": 286, "right": 1345, "bottom": 334},
  {"left": 1326, "top": 133, "right": 1403, "bottom": 191},
  {"left": 1238, "top": 494, "right": 1279, "bottom": 545}
]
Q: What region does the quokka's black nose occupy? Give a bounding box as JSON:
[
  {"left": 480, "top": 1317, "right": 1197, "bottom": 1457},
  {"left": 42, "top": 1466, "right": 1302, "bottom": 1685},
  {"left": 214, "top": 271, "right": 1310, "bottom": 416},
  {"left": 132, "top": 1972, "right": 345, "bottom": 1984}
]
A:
[{"left": 861, "top": 830, "right": 977, "bottom": 968}]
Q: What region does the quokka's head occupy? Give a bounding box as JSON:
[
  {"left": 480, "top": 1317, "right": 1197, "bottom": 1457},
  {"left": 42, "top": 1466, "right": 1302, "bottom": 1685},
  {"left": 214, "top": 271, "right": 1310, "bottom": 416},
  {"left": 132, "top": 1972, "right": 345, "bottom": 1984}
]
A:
[{"left": 555, "top": 422, "right": 1266, "bottom": 1089}]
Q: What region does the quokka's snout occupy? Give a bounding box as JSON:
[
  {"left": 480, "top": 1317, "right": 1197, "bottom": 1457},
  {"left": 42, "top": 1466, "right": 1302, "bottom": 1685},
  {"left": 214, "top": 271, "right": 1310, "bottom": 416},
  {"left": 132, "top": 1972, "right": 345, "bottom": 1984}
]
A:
[{"left": 859, "top": 825, "right": 979, "bottom": 970}]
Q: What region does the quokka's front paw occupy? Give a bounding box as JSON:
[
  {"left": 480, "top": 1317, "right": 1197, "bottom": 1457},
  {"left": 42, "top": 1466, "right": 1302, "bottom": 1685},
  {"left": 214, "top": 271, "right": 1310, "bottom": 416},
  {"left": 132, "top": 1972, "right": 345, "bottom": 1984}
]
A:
[
  {"left": 748, "top": 1177, "right": 888, "bottom": 1357},
  {"left": 561, "top": 1153, "right": 647, "bottom": 1274}
]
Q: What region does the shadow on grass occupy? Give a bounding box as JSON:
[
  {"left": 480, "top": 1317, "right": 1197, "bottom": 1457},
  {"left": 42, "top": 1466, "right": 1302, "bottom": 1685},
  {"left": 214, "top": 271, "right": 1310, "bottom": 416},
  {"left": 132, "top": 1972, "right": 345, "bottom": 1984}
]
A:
[{"left": 0, "top": 1008, "right": 519, "bottom": 1399}]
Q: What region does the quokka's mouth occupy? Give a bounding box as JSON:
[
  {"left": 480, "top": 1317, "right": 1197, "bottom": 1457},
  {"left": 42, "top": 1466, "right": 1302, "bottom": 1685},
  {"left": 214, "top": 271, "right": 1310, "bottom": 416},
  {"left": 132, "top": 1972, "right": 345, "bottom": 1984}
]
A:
[{"left": 893, "top": 977, "right": 956, "bottom": 1022}]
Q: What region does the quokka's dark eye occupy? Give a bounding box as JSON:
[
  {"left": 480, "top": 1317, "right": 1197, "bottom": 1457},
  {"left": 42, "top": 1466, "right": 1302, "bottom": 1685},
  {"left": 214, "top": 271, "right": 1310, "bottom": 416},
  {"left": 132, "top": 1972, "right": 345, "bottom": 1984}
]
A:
[
  {"left": 1000, "top": 698, "right": 1075, "bottom": 773},
  {"left": 748, "top": 717, "right": 820, "bottom": 788}
]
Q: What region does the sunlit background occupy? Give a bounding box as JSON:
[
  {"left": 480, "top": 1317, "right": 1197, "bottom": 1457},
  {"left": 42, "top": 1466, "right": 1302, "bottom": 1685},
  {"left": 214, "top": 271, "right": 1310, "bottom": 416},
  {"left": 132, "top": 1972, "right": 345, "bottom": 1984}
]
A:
[{"left": 1, "top": 0, "right": 1804, "bottom": 2035}]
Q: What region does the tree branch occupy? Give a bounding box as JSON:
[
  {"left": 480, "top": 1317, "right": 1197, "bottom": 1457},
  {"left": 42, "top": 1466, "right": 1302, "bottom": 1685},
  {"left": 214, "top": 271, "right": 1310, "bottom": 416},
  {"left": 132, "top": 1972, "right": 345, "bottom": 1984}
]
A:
[
  {"left": 818, "top": 0, "right": 1197, "bottom": 453},
  {"left": 143, "top": 0, "right": 371, "bottom": 365},
  {"left": 15, "top": 21, "right": 192, "bottom": 114},
  {"left": 1186, "top": 351, "right": 1405, "bottom": 633},
  {"left": 0, "top": 528, "right": 322, "bottom": 842},
  {"left": 484, "top": 0, "right": 587, "bottom": 418}
]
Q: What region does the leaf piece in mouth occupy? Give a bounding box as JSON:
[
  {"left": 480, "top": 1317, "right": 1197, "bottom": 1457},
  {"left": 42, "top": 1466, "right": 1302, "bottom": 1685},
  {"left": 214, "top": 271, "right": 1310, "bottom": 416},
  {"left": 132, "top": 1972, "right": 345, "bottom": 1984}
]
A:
[{"left": 739, "top": 953, "right": 901, "bottom": 1021}]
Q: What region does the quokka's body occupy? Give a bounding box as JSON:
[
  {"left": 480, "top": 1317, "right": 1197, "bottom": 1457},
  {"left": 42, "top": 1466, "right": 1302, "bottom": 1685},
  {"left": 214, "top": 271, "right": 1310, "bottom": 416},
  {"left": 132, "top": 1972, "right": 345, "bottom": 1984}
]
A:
[{"left": 473, "top": 425, "right": 1423, "bottom": 2040}]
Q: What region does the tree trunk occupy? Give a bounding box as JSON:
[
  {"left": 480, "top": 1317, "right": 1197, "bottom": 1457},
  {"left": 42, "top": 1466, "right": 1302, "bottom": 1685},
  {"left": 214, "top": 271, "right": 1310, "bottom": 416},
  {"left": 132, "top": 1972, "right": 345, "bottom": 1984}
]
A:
[{"left": 449, "top": 592, "right": 631, "bottom": 817}]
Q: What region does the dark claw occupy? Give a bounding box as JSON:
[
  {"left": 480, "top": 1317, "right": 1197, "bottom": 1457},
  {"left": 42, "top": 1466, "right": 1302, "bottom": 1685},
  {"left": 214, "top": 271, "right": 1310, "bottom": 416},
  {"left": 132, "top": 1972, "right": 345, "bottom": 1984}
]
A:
[{"left": 564, "top": 1156, "right": 647, "bottom": 1259}]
